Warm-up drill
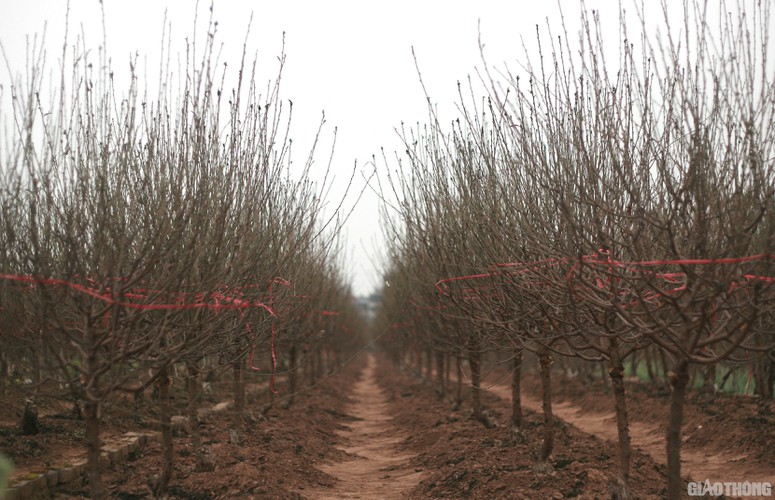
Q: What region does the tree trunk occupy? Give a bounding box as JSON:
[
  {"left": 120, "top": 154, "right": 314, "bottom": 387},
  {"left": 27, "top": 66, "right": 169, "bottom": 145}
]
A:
[
  {"left": 445, "top": 353, "right": 451, "bottom": 392},
  {"left": 232, "top": 359, "right": 244, "bottom": 431},
  {"left": 436, "top": 350, "right": 445, "bottom": 397},
  {"left": 21, "top": 399, "right": 39, "bottom": 435},
  {"left": 84, "top": 400, "right": 105, "bottom": 500},
  {"left": 325, "top": 349, "right": 331, "bottom": 374},
  {"left": 644, "top": 347, "right": 657, "bottom": 385},
  {"left": 759, "top": 351, "right": 775, "bottom": 415},
  {"left": 608, "top": 343, "right": 632, "bottom": 498},
  {"left": 754, "top": 353, "right": 774, "bottom": 401},
  {"left": 186, "top": 361, "right": 201, "bottom": 450},
  {"left": 0, "top": 355, "right": 7, "bottom": 397},
  {"left": 284, "top": 344, "right": 298, "bottom": 409},
  {"left": 538, "top": 347, "right": 554, "bottom": 462},
  {"left": 307, "top": 349, "right": 316, "bottom": 386},
  {"left": 455, "top": 352, "right": 463, "bottom": 409},
  {"left": 31, "top": 342, "right": 42, "bottom": 387},
  {"left": 315, "top": 349, "right": 323, "bottom": 382},
  {"left": 511, "top": 349, "right": 523, "bottom": 430},
  {"left": 666, "top": 360, "right": 690, "bottom": 500},
  {"left": 469, "top": 347, "right": 483, "bottom": 422},
  {"left": 426, "top": 348, "right": 433, "bottom": 381},
  {"left": 158, "top": 366, "right": 174, "bottom": 496}
]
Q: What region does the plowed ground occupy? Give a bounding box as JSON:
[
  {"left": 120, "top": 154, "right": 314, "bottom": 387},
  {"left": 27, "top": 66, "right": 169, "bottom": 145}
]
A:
[{"left": 2, "top": 355, "right": 772, "bottom": 498}]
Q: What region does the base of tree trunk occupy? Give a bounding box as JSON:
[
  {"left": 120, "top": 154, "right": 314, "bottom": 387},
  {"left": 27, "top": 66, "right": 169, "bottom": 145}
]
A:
[
  {"left": 666, "top": 362, "right": 689, "bottom": 500},
  {"left": 21, "top": 399, "right": 39, "bottom": 435},
  {"left": 609, "top": 476, "right": 633, "bottom": 500},
  {"left": 532, "top": 460, "right": 555, "bottom": 475}
]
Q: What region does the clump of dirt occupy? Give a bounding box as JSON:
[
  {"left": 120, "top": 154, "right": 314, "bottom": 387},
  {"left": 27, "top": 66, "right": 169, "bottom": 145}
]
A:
[{"left": 374, "top": 360, "right": 669, "bottom": 499}]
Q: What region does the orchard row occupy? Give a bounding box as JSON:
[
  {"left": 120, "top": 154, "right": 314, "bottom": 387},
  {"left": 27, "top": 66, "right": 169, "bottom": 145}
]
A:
[
  {"left": 374, "top": 2, "right": 775, "bottom": 499},
  {"left": 0, "top": 19, "right": 365, "bottom": 499}
]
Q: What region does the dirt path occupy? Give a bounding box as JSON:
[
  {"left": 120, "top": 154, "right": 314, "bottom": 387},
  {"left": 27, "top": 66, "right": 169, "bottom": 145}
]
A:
[
  {"left": 486, "top": 384, "right": 773, "bottom": 484},
  {"left": 304, "top": 355, "right": 424, "bottom": 499}
]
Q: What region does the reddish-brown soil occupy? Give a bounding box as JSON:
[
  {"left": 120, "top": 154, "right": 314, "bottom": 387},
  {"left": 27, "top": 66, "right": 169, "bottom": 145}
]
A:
[
  {"left": 517, "top": 371, "right": 775, "bottom": 485},
  {"left": 1, "top": 363, "right": 364, "bottom": 499},
  {"left": 375, "top": 362, "right": 669, "bottom": 499},
  {"left": 302, "top": 355, "right": 424, "bottom": 499},
  {"left": 2, "top": 355, "right": 773, "bottom": 498},
  {"left": 0, "top": 383, "right": 160, "bottom": 478},
  {"left": 97, "top": 362, "right": 369, "bottom": 499}
]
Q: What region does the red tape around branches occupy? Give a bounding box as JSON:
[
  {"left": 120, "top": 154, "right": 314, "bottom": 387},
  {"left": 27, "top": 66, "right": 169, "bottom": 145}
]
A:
[
  {"left": 0, "top": 273, "right": 276, "bottom": 315},
  {"left": 434, "top": 272, "right": 491, "bottom": 295},
  {"left": 0, "top": 273, "right": 346, "bottom": 397},
  {"left": 266, "top": 277, "right": 293, "bottom": 393},
  {"left": 434, "top": 252, "right": 775, "bottom": 300},
  {"left": 0, "top": 272, "right": 295, "bottom": 394}
]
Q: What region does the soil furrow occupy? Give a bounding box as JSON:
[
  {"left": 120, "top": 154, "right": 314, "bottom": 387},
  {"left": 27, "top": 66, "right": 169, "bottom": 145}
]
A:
[
  {"left": 487, "top": 384, "right": 773, "bottom": 484},
  {"left": 304, "top": 354, "right": 424, "bottom": 499}
]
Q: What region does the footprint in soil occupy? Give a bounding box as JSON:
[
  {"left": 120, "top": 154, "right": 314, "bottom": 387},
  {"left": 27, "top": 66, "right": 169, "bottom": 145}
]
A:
[{"left": 303, "top": 354, "right": 424, "bottom": 500}]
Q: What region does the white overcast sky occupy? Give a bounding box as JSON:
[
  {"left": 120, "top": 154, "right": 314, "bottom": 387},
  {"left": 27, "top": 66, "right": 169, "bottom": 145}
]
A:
[{"left": 0, "top": 1, "right": 736, "bottom": 296}]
